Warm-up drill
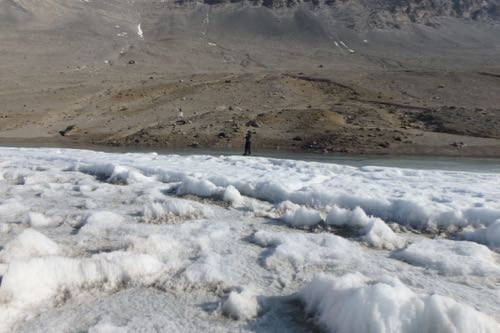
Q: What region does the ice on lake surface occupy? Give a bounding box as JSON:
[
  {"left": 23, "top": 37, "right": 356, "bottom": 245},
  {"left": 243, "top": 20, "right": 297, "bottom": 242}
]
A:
[{"left": 0, "top": 147, "right": 499, "bottom": 333}]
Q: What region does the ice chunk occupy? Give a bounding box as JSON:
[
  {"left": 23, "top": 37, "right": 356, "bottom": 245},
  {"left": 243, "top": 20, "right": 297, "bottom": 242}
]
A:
[
  {"left": 326, "top": 206, "right": 405, "bottom": 249},
  {"left": 0, "top": 229, "right": 60, "bottom": 262},
  {"left": 458, "top": 220, "right": 500, "bottom": 248},
  {"left": 177, "top": 177, "right": 219, "bottom": 198},
  {"left": 222, "top": 185, "right": 243, "bottom": 206},
  {"left": 326, "top": 206, "right": 372, "bottom": 227},
  {"left": 464, "top": 208, "right": 500, "bottom": 226},
  {"left": 362, "top": 217, "right": 406, "bottom": 250},
  {"left": 142, "top": 202, "right": 167, "bottom": 222},
  {"left": 0, "top": 252, "right": 163, "bottom": 310},
  {"left": 78, "top": 163, "right": 120, "bottom": 182},
  {"left": 252, "top": 230, "right": 362, "bottom": 269},
  {"left": 299, "top": 273, "right": 500, "bottom": 333},
  {"left": 282, "top": 207, "right": 323, "bottom": 227},
  {"left": 222, "top": 288, "right": 260, "bottom": 320},
  {"left": 25, "top": 212, "right": 57, "bottom": 228},
  {"left": 325, "top": 205, "right": 357, "bottom": 226},
  {"left": 253, "top": 181, "right": 288, "bottom": 203},
  {"left": 79, "top": 163, "right": 150, "bottom": 185},
  {"left": 395, "top": 238, "right": 500, "bottom": 275},
  {"left": 141, "top": 198, "right": 211, "bottom": 223},
  {"left": 79, "top": 211, "right": 126, "bottom": 235}
]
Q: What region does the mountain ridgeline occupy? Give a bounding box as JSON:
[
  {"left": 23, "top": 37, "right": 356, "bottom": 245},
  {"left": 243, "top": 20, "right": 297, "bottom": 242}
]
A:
[
  {"left": 2, "top": 0, "right": 499, "bottom": 28},
  {"left": 175, "top": 0, "right": 499, "bottom": 28}
]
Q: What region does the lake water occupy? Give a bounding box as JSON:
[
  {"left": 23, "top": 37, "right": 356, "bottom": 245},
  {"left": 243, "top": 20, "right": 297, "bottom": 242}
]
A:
[
  {"left": 2, "top": 144, "right": 499, "bottom": 173},
  {"left": 149, "top": 149, "right": 499, "bottom": 173}
]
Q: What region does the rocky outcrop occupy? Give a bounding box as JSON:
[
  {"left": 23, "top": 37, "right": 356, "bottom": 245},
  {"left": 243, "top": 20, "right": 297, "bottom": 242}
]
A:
[
  {"left": 6, "top": 0, "right": 498, "bottom": 30},
  {"left": 173, "top": 0, "right": 498, "bottom": 27},
  {"left": 365, "top": 0, "right": 499, "bottom": 27}
]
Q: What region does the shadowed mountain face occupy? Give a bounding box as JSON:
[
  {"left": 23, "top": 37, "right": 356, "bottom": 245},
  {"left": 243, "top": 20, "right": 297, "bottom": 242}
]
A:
[
  {"left": 178, "top": 0, "right": 500, "bottom": 28},
  {"left": 4, "top": 0, "right": 499, "bottom": 25}
]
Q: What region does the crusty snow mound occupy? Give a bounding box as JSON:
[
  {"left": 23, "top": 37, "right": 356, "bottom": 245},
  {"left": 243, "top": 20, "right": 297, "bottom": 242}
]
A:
[
  {"left": 458, "top": 220, "right": 500, "bottom": 248},
  {"left": 394, "top": 238, "right": 500, "bottom": 276},
  {"left": 26, "top": 212, "right": 58, "bottom": 228},
  {"left": 79, "top": 211, "right": 126, "bottom": 235},
  {"left": 0, "top": 147, "right": 498, "bottom": 332},
  {"left": 222, "top": 288, "right": 260, "bottom": 320},
  {"left": 299, "top": 273, "right": 500, "bottom": 333},
  {"left": 326, "top": 206, "right": 405, "bottom": 250},
  {"left": 0, "top": 229, "right": 61, "bottom": 262},
  {"left": 252, "top": 229, "right": 363, "bottom": 271},
  {"left": 282, "top": 206, "right": 323, "bottom": 227}
]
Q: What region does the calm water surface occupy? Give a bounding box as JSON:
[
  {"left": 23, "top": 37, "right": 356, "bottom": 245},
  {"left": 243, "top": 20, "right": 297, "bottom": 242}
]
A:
[{"left": 2, "top": 144, "right": 499, "bottom": 173}]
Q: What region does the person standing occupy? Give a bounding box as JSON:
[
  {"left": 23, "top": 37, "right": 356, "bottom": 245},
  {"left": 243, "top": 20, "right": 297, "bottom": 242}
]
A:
[
  {"left": 243, "top": 131, "right": 252, "bottom": 156},
  {"left": 177, "top": 107, "right": 184, "bottom": 121}
]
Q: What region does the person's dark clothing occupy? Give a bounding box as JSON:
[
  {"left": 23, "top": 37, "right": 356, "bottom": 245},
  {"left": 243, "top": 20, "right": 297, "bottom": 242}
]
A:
[{"left": 244, "top": 133, "right": 252, "bottom": 156}]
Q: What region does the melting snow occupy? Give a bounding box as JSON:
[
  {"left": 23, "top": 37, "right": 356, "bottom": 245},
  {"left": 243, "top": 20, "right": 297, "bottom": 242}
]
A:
[
  {"left": 137, "top": 24, "right": 143, "bottom": 39},
  {"left": 0, "top": 147, "right": 498, "bottom": 332}
]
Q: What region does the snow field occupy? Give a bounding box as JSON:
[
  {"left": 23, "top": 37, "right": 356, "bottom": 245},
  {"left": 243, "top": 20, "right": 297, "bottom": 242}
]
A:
[
  {"left": 82, "top": 154, "right": 500, "bottom": 231},
  {"left": 0, "top": 147, "right": 499, "bottom": 332}
]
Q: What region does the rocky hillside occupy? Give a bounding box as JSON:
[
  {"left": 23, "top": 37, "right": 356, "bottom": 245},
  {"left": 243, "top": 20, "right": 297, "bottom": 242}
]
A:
[
  {"left": 3, "top": 0, "right": 499, "bottom": 25},
  {"left": 1, "top": 0, "right": 500, "bottom": 155},
  {"left": 173, "top": 0, "right": 499, "bottom": 28}
]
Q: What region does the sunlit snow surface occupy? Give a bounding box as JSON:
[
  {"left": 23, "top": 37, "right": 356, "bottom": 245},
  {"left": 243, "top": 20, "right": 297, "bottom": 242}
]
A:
[{"left": 0, "top": 148, "right": 499, "bottom": 333}]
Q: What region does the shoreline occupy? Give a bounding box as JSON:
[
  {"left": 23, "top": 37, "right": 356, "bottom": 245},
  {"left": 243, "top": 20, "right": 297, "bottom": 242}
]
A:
[
  {"left": 0, "top": 138, "right": 500, "bottom": 165},
  {"left": 1, "top": 136, "right": 500, "bottom": 158}
]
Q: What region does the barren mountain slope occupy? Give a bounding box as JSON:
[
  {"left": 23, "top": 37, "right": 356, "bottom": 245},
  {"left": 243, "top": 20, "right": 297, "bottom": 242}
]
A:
[{"left": 1, "top": 0, "right": 500, "bottom": 155}]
